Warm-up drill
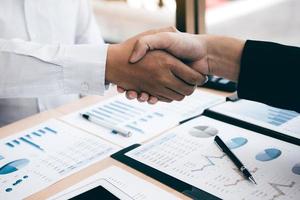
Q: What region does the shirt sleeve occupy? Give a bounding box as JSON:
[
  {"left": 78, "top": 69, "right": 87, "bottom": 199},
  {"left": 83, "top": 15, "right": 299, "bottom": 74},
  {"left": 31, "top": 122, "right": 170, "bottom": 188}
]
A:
[
  {"left": 237, "top": 40, "right": 300, "bottom": 113},
  {"left": 0, "top": 0, "right": 108, "bottom": 98},
  {"left": 0, "top": 38, "right": 107, "bottom": 98},
  {"left": 75, "top": 0, "right": 110, "bottom": 89}
]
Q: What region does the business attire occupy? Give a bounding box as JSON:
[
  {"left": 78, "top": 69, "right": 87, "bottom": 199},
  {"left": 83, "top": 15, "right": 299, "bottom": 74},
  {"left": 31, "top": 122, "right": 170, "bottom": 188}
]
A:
[
  {"left": 238, "top": 40, "right": 300, "bottom": 113},
  {"left": 0, "top": 0, "right": 107, "bottom": 126}
]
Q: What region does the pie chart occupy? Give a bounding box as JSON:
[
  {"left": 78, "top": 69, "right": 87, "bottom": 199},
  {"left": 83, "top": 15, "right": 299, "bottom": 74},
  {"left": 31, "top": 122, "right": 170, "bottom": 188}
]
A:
[
  {"left": 255, "top": 148, "right": 281, "bottom": 161},
  {"left": 292, "top": 163, "right": 300, "bottom": 175},
  {"left": 0, "top": 159, "right": 30, "bottom": 175},
  {"left": 189, "top": 125, "right": 218, "bottom": 138},
  {"left": 226, "top": 137, "right": 248, "bottom": 149}
]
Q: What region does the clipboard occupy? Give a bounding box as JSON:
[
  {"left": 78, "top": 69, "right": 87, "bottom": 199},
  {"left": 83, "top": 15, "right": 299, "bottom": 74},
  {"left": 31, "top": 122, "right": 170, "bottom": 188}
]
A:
[
  {"left": 111, "top": 109, "right": 299, "bottom": 200},
  {"left": 204, "top": 99, "right": 300, "bottom": 146},
  {"left": 111, "top": 144, "right": 221, "bottom": 200}
]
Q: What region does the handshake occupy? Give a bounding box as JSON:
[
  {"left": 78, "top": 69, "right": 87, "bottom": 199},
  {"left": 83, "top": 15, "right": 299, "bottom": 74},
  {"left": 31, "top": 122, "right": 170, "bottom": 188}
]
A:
[{"left": 105, "top": 27, "right": 244, "bottom": 104}]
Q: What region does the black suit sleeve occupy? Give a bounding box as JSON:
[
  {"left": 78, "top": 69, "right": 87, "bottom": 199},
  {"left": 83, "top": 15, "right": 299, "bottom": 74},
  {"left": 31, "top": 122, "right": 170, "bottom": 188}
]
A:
[{"left": 237, "top": 40, "right": 300, "bottom": 113}]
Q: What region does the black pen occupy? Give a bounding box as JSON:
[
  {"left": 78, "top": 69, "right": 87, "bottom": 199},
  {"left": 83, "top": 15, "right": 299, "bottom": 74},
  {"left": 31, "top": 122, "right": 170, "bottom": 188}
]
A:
[{"left": 214, "top": 135, "right": 257, "bottom": 184}]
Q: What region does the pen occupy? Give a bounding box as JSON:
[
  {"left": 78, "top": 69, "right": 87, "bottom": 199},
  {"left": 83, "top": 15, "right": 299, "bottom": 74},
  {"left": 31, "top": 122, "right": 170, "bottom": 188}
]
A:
[
  {"left": 80, "top": 113, "right": 132, "bottom": 137},
  {"left": 214, "top": 135, "right": 257, "bottom": 184},
  {"left": 179, "top": 114, "right": 202, "bottom": 124}
]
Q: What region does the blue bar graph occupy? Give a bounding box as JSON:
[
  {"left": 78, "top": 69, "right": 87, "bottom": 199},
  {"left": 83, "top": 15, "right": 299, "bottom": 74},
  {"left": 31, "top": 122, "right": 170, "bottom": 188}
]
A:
[
  {"left": 125, "top": 125, "right": 144, "bottom": 134},
  {"left": 26, "top": 134, "right": 32, "bottom": 139},
  {"left": 266, "top": 108, "right": 298, "bottom": 126},
  {"left": 83, "top": 99, "right": 166, "bottom": 135},
  {"left": 91, "top": 110, "right": 121, "bottom": 124},
  {"left": 19, "top": 137, "right": 44, "bottom": 151},
  {"left": 44, "top": 127, "right": 57, "bottom": 134},
  {"left": 104, "top": 105, "right": 127, "bottom": 115},
  {"left": 32, "top": 132, "right": 41, "bottom": 137},
  {"left": 5, "top": 127, "right": 57, "bottom": 151},
  {"left": 13, "top": 140, "right": 20, "bottom": 145},
  {"left": 6, "top": 142, "right": 14, "bottom": 148},
  {"left": 38, "top": 129, "right": 46, "bottom": 134},
  {"left": 154, "top": 112, "right": 164, "bottom": 117},
  {"left": 115, "top": 100, "right": 144, "bottom": 112},
  {"left": 223, "top": 100, "right": 300, "bottom": 127},
  {"left": 110, "top": 102, "right": 141, "bottom": 115}
]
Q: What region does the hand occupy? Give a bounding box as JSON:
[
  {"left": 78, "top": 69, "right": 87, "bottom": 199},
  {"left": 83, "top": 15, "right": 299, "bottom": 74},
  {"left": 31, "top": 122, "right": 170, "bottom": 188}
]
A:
[
  {"left": 118, "top": 30, "right": 209, "bottom": 104},
  {"left": 119, "top": 31, "right": 245, "bottom": 103},
  {"left": 106, "top": 29, "right": 206, "bottom": 102},
  {"left": 117, "top": 86, "right": 159, "bottom": 104},
  {"left": 130, "top": 32, "right": 245, "bottom": 81}
]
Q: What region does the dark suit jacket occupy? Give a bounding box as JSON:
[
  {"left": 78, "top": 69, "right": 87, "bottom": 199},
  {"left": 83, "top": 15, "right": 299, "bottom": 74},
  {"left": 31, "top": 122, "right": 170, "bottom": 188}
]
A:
[{"left": 237, "top": 40, "right": 300, "bottom": 113}]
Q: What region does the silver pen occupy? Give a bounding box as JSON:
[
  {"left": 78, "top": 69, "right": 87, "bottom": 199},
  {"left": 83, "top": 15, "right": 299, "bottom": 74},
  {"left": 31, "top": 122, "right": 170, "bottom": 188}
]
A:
[{"left": 80, "top": 113, "right": 132, "bottom": 137}]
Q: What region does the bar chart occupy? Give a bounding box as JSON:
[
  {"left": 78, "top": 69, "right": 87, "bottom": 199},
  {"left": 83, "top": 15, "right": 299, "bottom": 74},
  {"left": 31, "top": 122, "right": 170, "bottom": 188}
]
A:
[
  {"left": 210, "top": 99, "right": 300, "bottom": 139},
  {"left": 127, "top": 116, "right": 300, "bottom": 200},
  {"left": 84, "top": 99, "right": 166, "bottom": 135},
  {"left": 5, "top": 126, "right": 57, "bottom": 151},
  {"left": 0, "top": 119, "right": 118, "bottom": 199},
  {"left": 62, "top": 91, "right": 225, "bottom": 147}
]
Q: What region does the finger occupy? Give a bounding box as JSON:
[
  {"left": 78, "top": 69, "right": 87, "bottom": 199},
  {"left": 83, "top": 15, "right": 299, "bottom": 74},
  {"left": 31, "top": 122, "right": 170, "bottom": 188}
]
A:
[
  {"left": 125, "top": 91, "right": 138, "bottom": 100},
  {"left": 157, "top": 87, "right": 185, "bottom": 102},
  {"left": 117, "top": 86, "right": 125, "bottom": 93},
  {"left": 148, "top": 96, "right": 159, "bottom": 104},
  {"left": 138, "top": 92, "right": 149, "bottom": 102},
  {"left": 165, "top": 74, "right": 196, "bottom": 96},
  {"left": 157, "top": 95, "right": 173, "bottom": 103},
  {"left": 170, "top": 59, "right": 207, "bottom": 86},
  {"left": 130, "top": 32, "right": 175, "bottom": 63}
]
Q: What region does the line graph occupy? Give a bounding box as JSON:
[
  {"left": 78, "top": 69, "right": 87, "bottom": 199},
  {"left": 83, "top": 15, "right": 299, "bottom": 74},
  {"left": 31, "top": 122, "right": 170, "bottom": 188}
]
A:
[
  {"left": 269, "top": 181, "right": 296, "bottom": 200},
  {"left": 224, "top": 168, "right": 258, "bottom": 187},
  {"left": 191, "top": 154, "right": 226, "bottom": 172}
]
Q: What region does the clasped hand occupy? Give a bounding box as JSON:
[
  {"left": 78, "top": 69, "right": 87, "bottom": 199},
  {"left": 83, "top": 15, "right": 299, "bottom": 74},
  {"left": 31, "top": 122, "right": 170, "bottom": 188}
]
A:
[{"left": 106, "top": 27, "right": 209, "bottom": 104}]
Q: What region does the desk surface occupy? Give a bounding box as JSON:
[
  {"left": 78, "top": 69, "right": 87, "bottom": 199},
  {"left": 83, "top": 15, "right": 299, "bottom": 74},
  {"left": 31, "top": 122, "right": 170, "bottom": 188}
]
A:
[{"left": 0, "top": 87, "right": 231, "bottom": 200}]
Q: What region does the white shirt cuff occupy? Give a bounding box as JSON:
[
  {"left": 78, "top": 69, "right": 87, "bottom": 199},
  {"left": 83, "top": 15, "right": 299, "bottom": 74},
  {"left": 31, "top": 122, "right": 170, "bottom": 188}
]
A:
[{"left": 58, "top": 43, "right": 108, "bottom": 95}]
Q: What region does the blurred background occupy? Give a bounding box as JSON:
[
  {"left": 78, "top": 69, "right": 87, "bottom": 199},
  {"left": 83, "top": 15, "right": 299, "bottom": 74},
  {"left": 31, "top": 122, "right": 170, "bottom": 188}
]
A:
[{"left": 92, "top": 0, "right": 300, "bottom": 46}]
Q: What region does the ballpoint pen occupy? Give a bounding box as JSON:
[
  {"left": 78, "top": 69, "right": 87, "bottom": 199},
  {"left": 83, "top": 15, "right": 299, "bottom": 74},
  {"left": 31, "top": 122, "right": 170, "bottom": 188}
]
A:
[
  {"left": 80, "top": 113, "right": 132, "bottom": 137},
  {"left": 214, "top": 135, "right": 257, "bottom": 184}
]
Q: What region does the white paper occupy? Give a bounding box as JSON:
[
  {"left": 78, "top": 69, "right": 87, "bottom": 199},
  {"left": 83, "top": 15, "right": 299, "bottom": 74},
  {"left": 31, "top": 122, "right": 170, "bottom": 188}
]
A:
[
  {"left": 61, "top": 91, "right": 225, "bottom": 147},
  {"left": 210, "top": 99, "right": 300, "bottom": 139},
  {"left": 0, "top": 119, "right": 119, "bottom": 199},
  {"left": 48, "top": 166, "right": 180, "bottom": 200},
  {"left": 127, "top": 116, "right": 300, "bottom": 200}
]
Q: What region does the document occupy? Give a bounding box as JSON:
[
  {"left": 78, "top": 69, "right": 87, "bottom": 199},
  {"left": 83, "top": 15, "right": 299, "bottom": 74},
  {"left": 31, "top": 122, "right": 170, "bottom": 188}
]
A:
[
  {"left": 49, "top": 166, "right": 180, "bottom": 200},
  {"left": 0, "top": 119, "right": 119, "bottom": 199},
  {"left": 209, "top": 99, "right": 300, "bottom": 139},
  {"left": 61, "top": 91, "right": 225, "bottom": 147},
  {"left": 126, "top": 116, "right": 300, "bottom": 200}
]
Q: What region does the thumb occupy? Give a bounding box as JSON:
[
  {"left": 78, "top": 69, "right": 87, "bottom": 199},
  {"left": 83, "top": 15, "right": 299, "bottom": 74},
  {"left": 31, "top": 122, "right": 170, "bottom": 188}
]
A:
[{"left": 129, "top": 32, "right": 174, "bottom": 63}]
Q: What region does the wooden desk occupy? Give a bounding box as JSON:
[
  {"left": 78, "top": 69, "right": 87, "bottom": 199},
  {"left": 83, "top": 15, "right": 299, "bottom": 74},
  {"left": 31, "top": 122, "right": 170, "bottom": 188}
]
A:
[{"left": 0, "top": 87, "right": 231, "bottom": 200}]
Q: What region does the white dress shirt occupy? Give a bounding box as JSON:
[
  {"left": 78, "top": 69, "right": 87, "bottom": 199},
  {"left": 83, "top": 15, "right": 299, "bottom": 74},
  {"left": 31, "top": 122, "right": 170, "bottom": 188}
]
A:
[{"left": 0, "top": 0, "right": 108, "bottom": 126}]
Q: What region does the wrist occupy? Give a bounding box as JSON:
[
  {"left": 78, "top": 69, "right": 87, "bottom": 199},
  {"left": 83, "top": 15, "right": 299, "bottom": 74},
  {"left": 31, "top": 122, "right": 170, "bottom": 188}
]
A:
[
  {"left": 206, "top": 35, "right": 245, "bottom": 82},
  {"left": 106, "top": 44, "right": 122, "bottom": 84}
]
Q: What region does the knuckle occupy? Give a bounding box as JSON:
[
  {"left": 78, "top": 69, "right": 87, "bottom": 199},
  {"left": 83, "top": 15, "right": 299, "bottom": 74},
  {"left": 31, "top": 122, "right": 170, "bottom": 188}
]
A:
[
  {"left": 137, "top": 38, "right": 146, "bottom": 47},
  {"left": 189, "top": 73, "right": 202, "bottom": 84},
  {"left": 167, "top": 26, "right": 177, "bottom": 32},
  {"left": 162, "top": 56, "right": 174, "bottom": 67},
  {"left": 185, "top": 87, "right": 195, "bottom": 96},
  {"left": 176, "top": 95, "right": 185, "bottom": 101}
]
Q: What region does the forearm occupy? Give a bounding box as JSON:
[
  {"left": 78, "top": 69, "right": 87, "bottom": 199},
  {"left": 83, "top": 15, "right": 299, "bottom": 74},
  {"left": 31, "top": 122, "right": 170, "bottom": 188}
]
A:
[
  {"left": 205, "top": 35, "right": 245, "bottom": 81},
  {"left": 238, "top": 40, "right": 300, "bottom": 112},
  {"left": 0, "top": 38, "right": 107, "bottom": 98}
]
